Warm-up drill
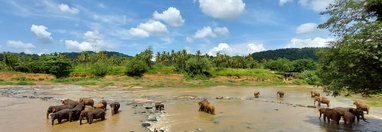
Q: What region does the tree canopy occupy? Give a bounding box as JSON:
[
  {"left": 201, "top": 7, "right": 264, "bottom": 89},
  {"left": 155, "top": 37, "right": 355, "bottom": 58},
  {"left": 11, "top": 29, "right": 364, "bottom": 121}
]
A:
[{"left": 318, "top": 0, "right": 382, "bottom": 96}]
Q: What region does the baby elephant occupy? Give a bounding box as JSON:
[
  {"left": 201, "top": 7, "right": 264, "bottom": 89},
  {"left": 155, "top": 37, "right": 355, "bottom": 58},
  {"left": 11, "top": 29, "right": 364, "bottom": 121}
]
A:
[
  {"left": 354, "top": 100, "right": 369, "bottom": 114},
  {"left": 155, "top": 102, "right": 164, "bottom": 111},
  {"left": 80, "top": 109, "right": 105, "bottom": 125},
  {"left": 50, "top": 109, "right": 72, "bottom": 126},
  {"left": 254, "top": 91, "right": 260, "bottom": 98},
  {"left": 314, "top": 97, "right": 330, "bottom": 107},
  {"left": 310, "top": 91, "right": 320, "bottom": 98},
  {"left": 79, "top": 98, "right": 94, "bottom": 107},
  {"left": 46, "top": 105, "right": 72, "bottom": 119},
  {"left": 198, "top": 99, "right": 215, "bottom": 115},
  {"left": 277, "top": 91, "right": 284, "bottom": 98},
  {"left": 110, "top": 102, "right": 120, "bottom": 115}
]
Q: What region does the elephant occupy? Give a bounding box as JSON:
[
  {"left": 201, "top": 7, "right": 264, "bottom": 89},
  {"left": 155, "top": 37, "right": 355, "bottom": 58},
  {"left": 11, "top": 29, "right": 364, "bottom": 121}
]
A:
[
  {"left": 343, "top": 111, "right": 355, "bottom": 125},
  {"left": 254, "top": 91, "right": 260, "bottom": 98},
  {"left": 70, "top": 103, "right": 85, "bottom": 121},
  {"left": 314, "top": 97, "right": 330, "bottom": 107},
  {"left": 110, "top": 102, "right": 120, "bottom": 115},
  {"left": 318, "top": 108, "right": 330, "bottom": 119},
  {"left": 354, "top": 100, "right": 369, "bottom": 114},
  {"left": 99, "top": 100, "right": 107, "bottom": 110},
  {"left": 50, "top": 108, "right": 72, "bottom": 126},
  {"left": 46, "top": 105, "right": 72, "bottom": 119},
  {"left": 322, "top": 108, "right": 342, "bottom": 125},
  {"left": 94, "top": 102, "right": 106, "bottom": 110},
  {"left": 155, "top": 102, "right": 164, "bottom": 111},
  {"left": 198, "top": 99, "right": 209, "bottom": 111},
  {"left": 310, "top": 91, "right": 320, "bottom": 98},
  {"left": 334, "top": 107, "right": 367, "bottom": 122},
  {"left": 61, "top": 99, "right": 79, "bottom": 108},
  {"left": 79, "top": 98, "right": 94, "bottom": 107},
  {"left": 277, "top": 91, "right": 284, "bottom": 98},
  {"left": 205, "top": 102, "right": 215, "bottom": 115},
  {"left": 80, "top": 109, "right": 105, "bottom": 125}
]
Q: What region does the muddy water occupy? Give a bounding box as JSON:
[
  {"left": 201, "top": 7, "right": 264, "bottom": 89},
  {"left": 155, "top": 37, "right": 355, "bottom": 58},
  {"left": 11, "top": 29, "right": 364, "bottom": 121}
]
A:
[{"left": 0, "top": 85, "right": 381, "bottom": 132}]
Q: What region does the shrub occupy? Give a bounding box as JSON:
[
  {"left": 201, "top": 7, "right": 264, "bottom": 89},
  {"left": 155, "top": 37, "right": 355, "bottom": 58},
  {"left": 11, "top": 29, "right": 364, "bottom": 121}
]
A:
[
  {"left": 184, "top": 58, "right": 211, "bottom": 79},
  {"left": 125, "top": 59, "right": 148, "bottom": 77},
  {"left": 298, "top": 70, "right": 321, "bottom": 85},
  {"left": 91, "top": 62, "right": 109, "bottom": 77}
]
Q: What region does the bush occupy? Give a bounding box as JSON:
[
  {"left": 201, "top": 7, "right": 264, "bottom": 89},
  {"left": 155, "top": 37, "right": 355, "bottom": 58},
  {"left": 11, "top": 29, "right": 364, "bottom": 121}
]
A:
[
  {"left": 43, "top": 57, "right": 73, "bottom": 78},
  {"left": 91, "top": 62, "right": 109, "bottom": 77},
  {"left": 125, "top": 59, "right": 148, "bottom": 77},
  {"left": 184, "top": 58, "right": 211, "bottom": 79},
  {"left": 298, "top": 70, "right": 321, "bottom": 85},
  {"left": 264, "top": 58, "right": 293, "bottom": 72}
]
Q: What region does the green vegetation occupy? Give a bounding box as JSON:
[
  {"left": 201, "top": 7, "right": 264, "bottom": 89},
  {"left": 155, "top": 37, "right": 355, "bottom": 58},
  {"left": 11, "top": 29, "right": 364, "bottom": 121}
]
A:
[
  {"left": 318, "top": 0, "right": 382, "bottom": 97},
  {"left": 184, "top": 57, "right": 211, "bottom": 79},
  {"left": 125, "top": 59, "right": 149, "bottom": 77},
  {"left": 91, "top": 62, "right": 109, "bottom": 77},
  {"left": 251, "top": 47, "right": 324, "bottom": 61}
]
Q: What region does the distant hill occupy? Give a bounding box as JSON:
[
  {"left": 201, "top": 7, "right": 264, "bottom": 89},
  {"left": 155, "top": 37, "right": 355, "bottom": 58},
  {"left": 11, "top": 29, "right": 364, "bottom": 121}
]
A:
[
  {"left": 251, "top": 47, "right": 326, "bottom": 61},
  {"left": 61, "top": 51, "right": 131, "bottom": 60}
]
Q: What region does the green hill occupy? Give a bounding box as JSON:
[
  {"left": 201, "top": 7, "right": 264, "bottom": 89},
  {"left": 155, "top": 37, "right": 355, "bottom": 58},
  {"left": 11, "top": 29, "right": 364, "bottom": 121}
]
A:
[{"left": 251, "top": 47, "right": 326, "bottom": 61}]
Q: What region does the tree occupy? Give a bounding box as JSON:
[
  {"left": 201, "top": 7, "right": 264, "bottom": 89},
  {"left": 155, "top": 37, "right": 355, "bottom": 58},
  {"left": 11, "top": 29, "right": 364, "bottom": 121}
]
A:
[
  {"left": 318, "top": 0, "right": 382, "bottom": 96},
  {"left": 184, "top": 57, "right": 211, "bottom": 79},
  {"left": 136, "top": 47, "right": 153, "bottom": 68},
  {"left": 264, "top": 58, "right": 293, "bottom": 72},
  {"left": 42, "top": 56, "right": 73, "bottom": 78},
  {"left": 91, "top": 61, "right": 109, "bottom": 77},
  {"left": 125, "top": 58, "right": 149, "bottom": 77},
  {"left": 292, "top": 59, "right": 316, "bottom": 72}
]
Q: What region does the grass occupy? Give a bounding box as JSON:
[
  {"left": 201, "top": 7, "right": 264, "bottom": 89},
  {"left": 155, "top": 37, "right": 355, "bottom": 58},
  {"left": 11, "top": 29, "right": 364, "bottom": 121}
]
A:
[{"left": 209, "top": 68, "right": 279, "bottom": 80}]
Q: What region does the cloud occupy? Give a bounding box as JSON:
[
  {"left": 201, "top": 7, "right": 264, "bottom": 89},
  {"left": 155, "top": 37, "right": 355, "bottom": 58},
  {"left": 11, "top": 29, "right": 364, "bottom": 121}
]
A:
[
  {"left": 296, "top": 23, "right": 318, "bottom": 34},
  {"left": 128, "top": 20, "right": 168, "bottom": 38},
  {"left": 153, "top": 7, "right": 185, "bottom": 27},
  {"left": 298, "top": 0, "right": 334, "bottom": 12},
  {"left": 6, "top": 40, "right": 35, "bottom": 49},
  {"left": 198, "top": 0, "right": 245, "bottom": 20},
  {"left": 190, "top": 26, "right": 229, "bottom": 41},
  {"left": 285, "top": 37, "right": 334, "bottom": 48},
  {"left": 30, "top": 24, "right": 53, "bottom": 43},
  {"left": 64, "top": 31, "right": 110, "bottom": 51},
  {"left": 207, "top": 42, "right": 266, "bottom": 56},
  {"left": 58, "top": 3, "right": 79, "bottom": 14},
  {"left": 279, "top": 0, "right": 293, "bottom": 6}
]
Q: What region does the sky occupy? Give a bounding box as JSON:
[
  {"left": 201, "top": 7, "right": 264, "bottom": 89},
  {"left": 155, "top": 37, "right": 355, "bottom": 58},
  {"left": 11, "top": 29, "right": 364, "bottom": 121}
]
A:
[{"left": 0, "top": 0, "right": 335, "bottom": 56}]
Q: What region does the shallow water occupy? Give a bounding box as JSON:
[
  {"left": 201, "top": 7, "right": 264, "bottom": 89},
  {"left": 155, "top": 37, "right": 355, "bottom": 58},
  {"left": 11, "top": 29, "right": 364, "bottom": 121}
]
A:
[{"left": 0, "top": 85, "right": 381, "bottom": 132}]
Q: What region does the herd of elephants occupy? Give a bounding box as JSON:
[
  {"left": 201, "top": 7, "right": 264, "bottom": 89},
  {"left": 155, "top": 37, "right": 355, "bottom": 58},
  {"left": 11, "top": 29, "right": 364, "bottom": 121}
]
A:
[{"left": 46, "top": 90, "right": 370, "bottom": 129}]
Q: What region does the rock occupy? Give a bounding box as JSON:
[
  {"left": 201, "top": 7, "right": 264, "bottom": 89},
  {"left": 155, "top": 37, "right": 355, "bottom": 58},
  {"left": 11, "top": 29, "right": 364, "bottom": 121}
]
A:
[
  {"left": 196, "top": 128, "right": 202, "bottom": 131},
  {"left": 307, "top": 105, "right": 316, "bottom": 108},
  {"left": 147, "top": 114, "right": 157, "bottom": 121},
  {"left": 141, "top": 122, "right": 151, "bottom": 127},
  {"left": 274, "top": 109, "right": 279, "bottom": 111}
]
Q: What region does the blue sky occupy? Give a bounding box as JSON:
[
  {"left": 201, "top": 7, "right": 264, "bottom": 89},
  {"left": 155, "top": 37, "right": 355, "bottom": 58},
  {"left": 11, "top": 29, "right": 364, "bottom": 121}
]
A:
[{"left": 0, "top": 0, "right": 335, "bottom": 56}]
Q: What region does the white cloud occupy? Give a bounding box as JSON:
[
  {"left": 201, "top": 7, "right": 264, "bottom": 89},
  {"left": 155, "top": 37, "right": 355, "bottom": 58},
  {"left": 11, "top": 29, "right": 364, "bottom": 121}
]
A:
[
  {"left": 296, "top": 23, "right": 318, "bottom": 34},
  {"left": 207, "top": 42, "right": 266, "bottom": 56},
  {"left": 128, "top": 20, "right": 168, "bottom": 38},
  {"left": 213, "top": 27, "right": 229, "bottom": 36},
  {"left": 194, "top": 26, "right": 215, "bottom": 39},
  {"left": 153, "top": 7, "right": 185, "bottom": 27},
  {"left": 285, "top": 37, "right": 334, "bottom": 48},
  {"left": 298, "top": 0, "right": 334, "bottom": 12},
  {"left": 198, "top": 0, "right": 245, "bottom": 20},
  {"left": 58, "top": 3, "right": 79, "bottom": 14},
  {"left": 30, "top": 24, "right": 53, "bottom": 43},
  {"left": 6, "top": 40, "right": 35, "bottom": 49},
  {"left": 64, "top": 31, "right": 110, "bottom": 51},
  {"left": 191, "top": 26, "right": 229, "bottom": 40},
  {"left": 279, "top": 0, "right": 293, "bottom": 6}
]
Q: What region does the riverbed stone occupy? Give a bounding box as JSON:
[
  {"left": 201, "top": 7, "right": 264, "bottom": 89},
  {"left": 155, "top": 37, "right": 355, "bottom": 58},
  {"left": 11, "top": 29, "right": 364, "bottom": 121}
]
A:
[
  {"left": 147, "top": 114, "right": 157, "bottom": 121},
  {"left": 142, "top": 122, "right": 151, "bottom": 127}
]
